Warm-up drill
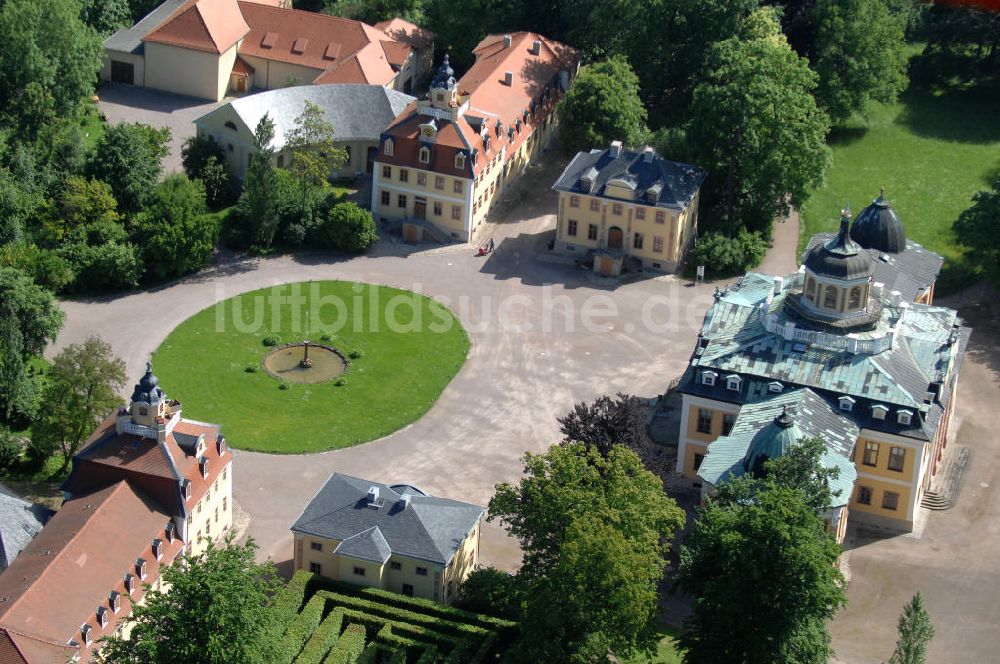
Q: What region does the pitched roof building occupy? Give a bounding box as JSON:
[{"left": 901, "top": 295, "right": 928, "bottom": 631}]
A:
[
  {"left": 0, "top": 486, "right": 51, "bottom": 574},
  {"left": 372, "top": 33, "right": 580, "bottom": 242},
  {"left": 102, "top": 0, "right": 434, "bottom": 100},
  {"left": 292, "top": 474, "right": 484, "bottom": 603},
  {"left": 676, "top": 201, "right": 968, "bottom": 535},
  {"left": 0, "top": 365, "right": 234, "bottom": 662}
]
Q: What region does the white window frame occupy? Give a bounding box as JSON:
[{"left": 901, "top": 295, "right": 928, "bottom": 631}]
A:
[
  {"left": 871, "top": 405, "right": 888, "bottom": 421},
  {"left": 455, "top": 153, "right": 466, "bottom": 169},
  {"left": 701, "top": 371, "right": 717, "bottom": 387},
  {"left": 419, "top": 146, "right": 430, "bottom": 163},
  {"left": 897, "top": 410, "right": 913, "bottom": 426},
  {"left": 768, "top": 382, "right": 782, "bottom": 394},
  {"left": 839, "top": 396, "right": 855, "bottom": 412},
  {"left": 383, "top": 139, "right": 394, "bottom": 156},
  {"left": 725, "top": 375, "right": 742, "bottom": 391}
]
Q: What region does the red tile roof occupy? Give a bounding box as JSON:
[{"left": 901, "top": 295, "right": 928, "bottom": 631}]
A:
[
  {"left": 374, "top": 17, "right": 434, "bottom": 49},
  {"left": 143, "top": 0, "right": 250, "bottom": 54},
  {"left": 0, "top": 628, "right": 75, "bottom": 664},
  {"left": 0, "top": 481, "right": 183, "bottom": 662}
]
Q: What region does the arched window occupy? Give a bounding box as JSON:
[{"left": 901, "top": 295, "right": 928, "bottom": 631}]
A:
[
  {"left": 383, "top": 139, "right": 394, "bottom": 156},
  {"left": 805, "top": 277, "right": 816, "bottom": 301},
  {"left": 848, "top": 286, "right": 862, "bottom": 309},
  {"left": 823, "top": 285, "right": 838, "bottom": 309},
  {"left": 224, "top": 121, "right": 238, "bottom": 131},
  {"left": 418, "top": 146, "right": 430, "bottom": 164},
  {"left": 455, "top": 152, "right": 466, "bottom": 169}
]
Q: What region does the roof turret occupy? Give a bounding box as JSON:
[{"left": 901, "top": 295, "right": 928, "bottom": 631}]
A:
[
  {"left": 430, "top": 54, "right": 455, "bottom": 90},
  {"left": 850, "top": 189, "right": 907, "bottom": 253},
  {"left": 130, "top": 362, "right": 165, "bottom": 405},
  {"left": 742, "top": 406, "right": 801, "bottom": 476},
  {"left": 803, "top": 210, "right": 873, "bottom": 281}
]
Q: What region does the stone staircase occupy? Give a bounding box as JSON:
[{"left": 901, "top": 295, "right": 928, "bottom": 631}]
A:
[{"left": 920, "top": 445, "right": 971, "bottom": 510}]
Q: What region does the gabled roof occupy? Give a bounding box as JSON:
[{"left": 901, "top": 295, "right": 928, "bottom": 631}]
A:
[
  {"left": 552, "top": 147, "right": 706, "bottom": 211},
  {"left": 0, "top": 481, "right": 182, "bottom": 656},
  {"left": 0, "top": 628, "right": 76, "bottom": 664},
  {"left": 197, "top": 84, "right": 414, "bottom": 148},
  {"left": 143, "top": 0, "right": 250, "bottom": 54},
  {"left": 374, "top": 17, "right": 434, "bottom": 49},
  {"left": 292, "top": 474, "right": 483, "bottom": 565},
  {"left": 0, "top": 485, "right": 52, "bottom": 573}
]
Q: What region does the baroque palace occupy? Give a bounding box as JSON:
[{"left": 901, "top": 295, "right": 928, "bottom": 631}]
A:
[{"left": 676, "top": 192, "right": 968, "bottom": 537}]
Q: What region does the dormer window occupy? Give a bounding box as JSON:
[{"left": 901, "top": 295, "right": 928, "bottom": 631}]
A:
[
  {"left": 152, "top": 538, "right": 163, "bottom": 560},
  {"left": 455, "top": 153, "right": 465, "bottom": 169},
  {"left": 726, "top": 375, "right": 742, "bottom": 391},
  {"left": 97, "top": 606, "right": 109, "bottom": 627},
  {"left": 109, "top": 591, "right": 121, "bottom": 613},
  {"left": 897, "top": 410, "right": 913, "bottom": 426},
  {"left": 839, "top": 396, "right": 855, "bottom": 412},
  {"left": 419, "top": 146, "right": 430, "bottom": 163},
  {"left": 165, "top": 522, "right": 175, "bottom": 543},
  {"left": 136, "top": 558, "right": 147, "bottom": 580},
  {"left": 199, "top": 456, "right": 209, "bottom": 479},
  {"left": 182, "top": 479, "right": 192, "bottom": 501},
  {"left": 872, "top": 404, "right": 888, "bottom": 421},
  {"left": 701, "top": 371, "right": 717, "bottom": 387},
  {"left": 768, "top": 381, "right": 783, "bottom": 394},
  {"left": 383, "top": 139, "right": 394, "bottom": 156},
  {"left": 124, "top": 573, "right": 136, "bottom": 594},
  {"left": 217, "top": 436, "right": 226, "bottom": 456},
  {"left": 81, "top": 624, "right": 92, "bottom": 646}
]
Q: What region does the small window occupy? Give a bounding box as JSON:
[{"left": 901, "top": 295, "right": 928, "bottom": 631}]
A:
[
  {"left": 726, "top": 375, "right": 741, "bottom": 391},
  {"left": 889, "top": 446, "right": 905, "bottom": 472},
  {"left": 415, "top": 566, "right": 428, "bottom": 576},
  {"left": 451, "top": 205, "right": 461, "bottom": 220},
  {"left": 857, "top": 486, "right": 872, "bottom": 505},
  {"left": 417, "top": 172, "right": 427, "bottom": 186},
  {"left": 165, "top": 522, "right": 175, "bottom": 542},
  {"left": 310, "top": 541, "right": 322, "bottom": 551},
  {"left": 589, "top": 199, "right": 600, "bottom": 212},
  {"left": 453, "top": 179, "right": 464, "bottom": 194},
  {"left": 653, "top": 236, "right": 663, "bottom": 253},
  {"left": 309, "top": 562, "right": 322, "bottom": 574},
  {"left": 419, "top": 146, "right": 430, "bottom": 163},
  {"left": 882, "top": 491, "right": 899, "bottom": 511},
  {"left": 693, "top": 453, "right": 705, "bottom": 471},
  {"left": 587, "top": 224, "right": 598, "bottom": 241},
  {"left": 382, "top": 165, "right": 391, "bottom": 178},
  {"left": 136, "top": 558, "right": 147, "bottom": 580},
  {"left": 381, "top": 191, "right": 390, "bottom": 206},
  {"left": 897, "top": 410, "right": 913, "bottom": 426},
  {"left": 701, "top": 371, "right": 716, "bottom": 387},
  {"left": 390, "top": 561, "right": 402, "bottom": 570},
  {"left": 109, "top": 591, "right": 121, "bottom": 613},
  {"left": 353, "top": 566, "right": 366, "bottom": 577},
  {"left": 200, "top": 457, "right": 209, "bottom": 479},
  {"left": 696, "top": 408, "right": 713, "bottom": 434},
  {"left": 402, "top": 583, "right": 414, "bottom": 596},
  {"left": 612, "top": 203, "right": 623, "bottom": 216},
  {"left": 124, "top": 573, "right": 136, "bottom": 594},
  {"left": 635, "top": 207, "right": 646, "bottom": 220},
  {"left": 139, "top": 407, "right": 148, "bottom": 416},
  {"left": 567, "top": 219, "right": 578, "bottom": 237},
  {"left": 633, "top": 233, "right": 644, "bottom": 250},
  {"left": 82, "top": 624, "right": 93, "bottom": 646},
  {"left": 224, "top": 121, "right": 238, "bottom": 131},
  {"left": 768, "top": 382, "right": 782, "bottom": 394},
  {"left": 397, "top": 194, "right": 407, "bottom": 208},
  {"left": 863, "top": 441, "right": 879, "bottom": 467},
  {"left": 569, "top": 195, "right": 579, "bottom": 208},
  {"left": 872, "top": 405, "right": 888, "bottom": 420},
  {"left": 722, "top": 413, "right": 737, "bottom": 436},
  {"left": 823, "top": 285, "right": 838, "bottom": 309},
  {"left": 433, "top": 201, "right": 442, "bottom": 216},
  {"left": 656, "top": 211, "right": 665, "bottom": 224},
  {"left": 848, "top": 286, "right": 862, "bottom": 309},
  {"left": 435, "top": 175, "right": 444, "bottom": 190},
  {"left": 399, "top": 168, "right": 408, "bottom": 183},
  {"left": 97, "top": 606, "right": 109, "bottom": 627},
  {"left": 152, "top": 538, "right": 163, "bottom": 560},
  {"left": 455, "top": 153, "right": 466, "bottom": 169},
  {"left": 839, "top": 396, "right": 855, "bottom": 412},
  {"left": 383, "top": 139, "right": 394, "bottom": 156}
]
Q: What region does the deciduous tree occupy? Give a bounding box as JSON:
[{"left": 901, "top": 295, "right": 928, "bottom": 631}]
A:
[
  {"left": 181, "top": 134, "right": 237, "bottom": 209},
  {"left": 558, "top": 392, "right": 667, "bottom": 473},
  {"left": 44, "top": 176, "right": 120, "bottom": 242},
  {"left": 284, "top": 100, "right": 347, "bottom": 221},
  {"left": 87, "top": 122, "right": 171, "bottom": 215},
  {"left": 236, "top": 115, "right": 281, "bottom": 250},
  {"left": 134, "top": 174, "right": 216, "bottom": 281},
  {"left": 315, "top": 202, "right": 378, "bottom": 253},
  {"left": 886, "top": 592, "right": 934, "bottom": 664},
  {"left": 953, "top": 176, "right": 1000, "bottom": 287},
  {"left": 489, "top": 443, "right": 685, "bottom": 662},
  {"left": 558, "top": 56, "right": 647, "bottom": 152},
  {"left": 30, "top": 336, "right": 125, "bottom": 471},
  {"left": 94, "top": 536, "right": 283, "bottom": 664}
]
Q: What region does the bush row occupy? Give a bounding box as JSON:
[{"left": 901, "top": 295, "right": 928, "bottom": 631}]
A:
[
  {"left": 270, "top": 571, "right": 311, "bottom": 636},
  {"left": 323, "top": 622, "right": 366, "bottom": 664},
  {"left": 278, "top": 595, "right": 326, "bottom": 663},
  {"left": 296, "top": 608, "right": 345, "bottom": 664}
]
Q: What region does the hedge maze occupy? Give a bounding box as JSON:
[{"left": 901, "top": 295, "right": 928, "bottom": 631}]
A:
[{"left": 271, "top": 571, "right": 518, "bottom": 664}]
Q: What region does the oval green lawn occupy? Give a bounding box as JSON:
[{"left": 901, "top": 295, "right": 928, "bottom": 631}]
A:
[{"left": 152, "top": 281, "right": 469, "bottom": 453}]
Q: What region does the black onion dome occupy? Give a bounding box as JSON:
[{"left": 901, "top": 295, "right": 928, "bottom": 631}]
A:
[
  {"left": 131, "top": 361, "right": 164, "bottom": 404},
  {"left": 804, "top": 212, "right": 873, "bottom": 281},
  {"left": 430, "top": 55, "right": 455, "bottom": 90},
  {"left": 850, "top": 189, "right": 906, "bottom": 253}
]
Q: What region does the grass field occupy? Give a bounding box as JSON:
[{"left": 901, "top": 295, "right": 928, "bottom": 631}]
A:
[
  {"left": 624, "top": 626, "right": 682, "bottom": 664},
  {"left": 799, "top": 80, "right": 1000, "bottom": 294},
  {"left": 153, "top": 281, "right": 469, "bottom": 453}
]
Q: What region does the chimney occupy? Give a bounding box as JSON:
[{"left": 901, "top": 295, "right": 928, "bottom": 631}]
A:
[
  {"left": 530, "top": 40, "right": 541, "bottom": 55},
  {"left": 642, "top": 146, "right": 654, "bottom": 163},
  {"left": 503, "top": 34, "right": 512, "bottom": 48},
  {"left": 399, "top": 494, "right": 411, "bottom": 510},
  {"left": 367, "top": 485, "right": 380, "bottom": 505},
  {"left": 773, "top": 276, "right": 784, "bottom": 294},
  {"left": 609, "top": 140, "right": 623, "bottom": 158},
  {"left": 503, "top": 71, "right": 513, "bottom": 86}
]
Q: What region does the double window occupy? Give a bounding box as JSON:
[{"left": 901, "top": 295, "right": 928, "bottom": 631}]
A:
[
  {"left": 435, "top": 176, "right": 445, "bottom": 190},
  {"left": 417, "top": 173, "right": 427, "bottom": 186},
  {"left": 655, "top": 211, "right": 665, "bottom": 224},
  {"left": 453, "top": 180, "right": 464, "bottom": 194},
  {"left": 353, "top": 566, "right": 366, "bottom": 577},
  {"left": 696, "top": 409, "right": 712, "bottom": 434},
  {"left": 416, "top": 566, "right": 428, "bottom": 576},
  {"left": 635, "top": 207, "right": 646, "bottom": 220},
  {"left": 382, "top": 165, "right": 391, "bottom": 178},
  {"left": 310, "top": 541, "right": 322, "bottom": 551},
  {"left": 888, "top": 446, "right": 905, "bottom": 472},
  {"left": 567, "top": 219, "right": 578, "bottom": 237},
  {"left": 589, "top": 199, "right": 600, "bottom": 212},
  {"left": 381, "top": 191, "right": 390, "bottom": 206},
  {"left": 310, "top": 562, "right": 322, "bottom": 574},
  {"left": 451, "top": 205, "right": 462, "bottom": 220},
  {"left": 863, "top": 441, "right": 879, "bottom": 466},
  {"left": 433, "top": 201, "right": 442, "bottom": 216},
  {"left": 397, "top": 194, "right": 407, "bottom": 209},
  {"left": 612, "top": 203, "right": 623, "bottom": 216}
]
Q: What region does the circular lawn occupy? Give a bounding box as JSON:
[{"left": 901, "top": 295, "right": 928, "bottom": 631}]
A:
[{"left": 152, "top": 281, "right": 469, "bottom": 453}]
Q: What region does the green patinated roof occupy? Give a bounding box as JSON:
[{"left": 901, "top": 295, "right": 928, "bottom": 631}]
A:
[{"left": 698, "top": 389, "right": 858, "bottom": 507}]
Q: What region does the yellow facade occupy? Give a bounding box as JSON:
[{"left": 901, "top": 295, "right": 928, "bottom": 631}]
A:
[
  {"left": 188, "top": 459, "right": 234, "bottom": 556},
  {"left": 373, "top": 163, "right": 472, "bottom": 238},
  {"left": 294, "top": 519, "right": 480, "bottom": 603},
  {"left": 144, "top": 41, "right": 240, "bottom": 101}
]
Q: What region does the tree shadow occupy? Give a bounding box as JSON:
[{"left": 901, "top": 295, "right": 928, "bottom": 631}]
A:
[{"left": 895, "top": 84, "right": 1000, "bottom": 144}]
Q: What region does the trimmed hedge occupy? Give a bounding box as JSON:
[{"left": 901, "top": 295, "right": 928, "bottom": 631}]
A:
[
  {"left": 323, "top": 623, "right": 366, "bottom": 664},
  {"left": 414, "top": 645, "right": 439, "bottom": 664},
  {"left": 315, "top": 591, "right": 487, "bottom": 644},
  {"left": 296, "top": 606, "right": 345, "bottom": 664},
  {"left": 279, "top": 595, "right": 326, "bottom": 663},
  {"left": 270, "top": 571, "right": 312, "bottom": 636}
]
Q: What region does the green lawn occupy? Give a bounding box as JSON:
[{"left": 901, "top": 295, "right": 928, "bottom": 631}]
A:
[
  {"left": 78, "top": 105, "right": 106, "bottom": 153},
  {"left": 152, "top": 281, "right": 469, "bottom": 453},
  {"left": 799, "top": 80, "right": 1000, "bottom": 294},
  {"left": 624, "top": 626, "right": 683, "bottom": 664}
]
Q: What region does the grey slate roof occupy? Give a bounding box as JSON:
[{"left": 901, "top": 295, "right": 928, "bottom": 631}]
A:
[
  {"left": 803, "top": 216, "right": 874, "bottom": 282},
  {"left": 103, "top": 0, "right": 188, "bottom": 54},
  {"left": 197, "top": 84, "right": 415, "bottom": 150},
  {"left": 804, "top": 234, "right": 943, "bottom": 303},
  {"left": 681, "top": 271, "right": 969, "bottom": 443},
  {"left": 552, "top": 147, "right": 706, "bottom": 211},
  {"left": 0, "top": 484, "right": 53, "bottom": 572},
  {"left": 698, "top": 388, "right": 858, "bottom": 506},
  {"left": 292, "top": 474, "right": 483, "bottom": 565}
]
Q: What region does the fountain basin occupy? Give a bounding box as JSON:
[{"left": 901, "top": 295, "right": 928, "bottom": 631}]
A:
[{"left": 262, "top": 343, "right": 347, "bottom": 384}]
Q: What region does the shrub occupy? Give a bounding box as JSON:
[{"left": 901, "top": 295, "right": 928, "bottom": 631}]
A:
[
  {"left": 181, "top": 134, "right": 238, "bottom": 209},
  {"left": 456, "top": 566, "right": 521, "bottom": 621},
  {"left": 334, "top": 378, "right": 346, "bottom": 387},
  {"left": 686, "top": 229, "right": 768, "bottom": 278},
  {"left": 297, "top": 609, "right": 345, "bottom": 664},
  {"left": 0, "top": 427, "right": 21, "bottom": 470},
  {"left": 313, "top": 202, "right": 378, "bottom": 253},
  {"left": 284, "top": 222, "right": 307, "bottom": 247},
  {"left": 245, "top": 364, "right": 258, "bottom": 373},
  {"left": 276, "top": 595, "right": 325, "bottom": 663},
  {"left": 279, "top": 382, "right": 290, "bottom": 390},
  {"left": 263, "top": 335, "right": 280, "bottom": 346},
  {"left": 132, "top": 174, "right": 217, "bottom": 282},
  {"left": 324, "top": 623, "right": 366, "bottom": 664},
  {"left": 347, "top": 350, "right": 362, "bottom": 360}
]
